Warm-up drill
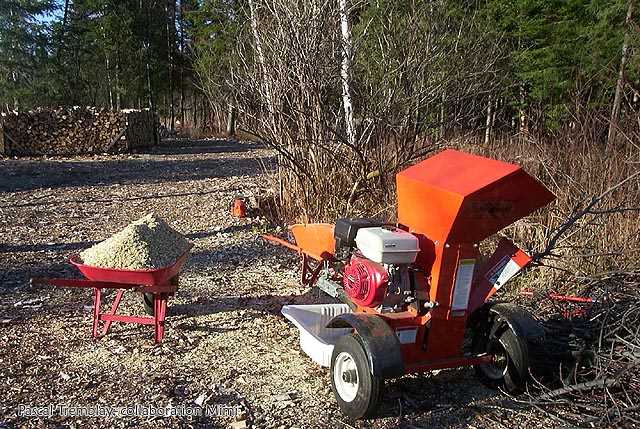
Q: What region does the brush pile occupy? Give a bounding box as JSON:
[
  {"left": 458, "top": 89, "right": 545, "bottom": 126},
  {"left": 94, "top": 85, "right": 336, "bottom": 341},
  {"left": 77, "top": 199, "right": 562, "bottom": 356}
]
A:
[
  {"left": 80, "top": 214, "right": 191, "bottom": 270},
  {"left": 521, "top": 272, "right": 640, "bottom": 427}
]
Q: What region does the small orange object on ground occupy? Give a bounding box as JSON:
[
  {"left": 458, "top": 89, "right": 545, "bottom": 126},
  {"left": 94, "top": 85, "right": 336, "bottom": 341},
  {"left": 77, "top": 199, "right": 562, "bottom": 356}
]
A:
[{"left": 231, "top": 198, "right": 247, "bottom": 218}]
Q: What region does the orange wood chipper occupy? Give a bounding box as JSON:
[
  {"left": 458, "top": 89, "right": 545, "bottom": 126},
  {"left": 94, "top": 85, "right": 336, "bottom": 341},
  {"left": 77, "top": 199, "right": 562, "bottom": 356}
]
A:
[{"left": 265, "top": 149, "right": 556, "bottom": 419}]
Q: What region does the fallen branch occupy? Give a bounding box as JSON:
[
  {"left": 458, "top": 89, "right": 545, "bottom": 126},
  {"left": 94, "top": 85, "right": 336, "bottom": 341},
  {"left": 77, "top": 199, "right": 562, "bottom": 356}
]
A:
[{"left": 537, "top": 378, "right": 618, "bottom": 401}]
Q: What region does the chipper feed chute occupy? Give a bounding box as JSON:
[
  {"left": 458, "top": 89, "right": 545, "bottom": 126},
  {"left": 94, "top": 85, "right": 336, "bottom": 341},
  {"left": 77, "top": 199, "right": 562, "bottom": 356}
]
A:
[
  {"left": 396, "top": 149, "right": 555, "bottom": 359},
  {"left": 396, "top": 149, "right": 555, "bottom": 244}
]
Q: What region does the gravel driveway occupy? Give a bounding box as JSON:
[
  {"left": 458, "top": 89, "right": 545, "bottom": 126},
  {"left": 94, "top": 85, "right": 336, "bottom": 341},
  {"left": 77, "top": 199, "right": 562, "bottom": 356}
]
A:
[{"left": 0, "top": 139, "right": 538, "bottom": 429}]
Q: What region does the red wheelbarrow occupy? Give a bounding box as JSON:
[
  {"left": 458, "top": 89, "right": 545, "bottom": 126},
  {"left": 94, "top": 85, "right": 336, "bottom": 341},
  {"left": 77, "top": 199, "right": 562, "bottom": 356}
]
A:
[{"left": 32, "top": 248, "right": 192, "bottom": 343}]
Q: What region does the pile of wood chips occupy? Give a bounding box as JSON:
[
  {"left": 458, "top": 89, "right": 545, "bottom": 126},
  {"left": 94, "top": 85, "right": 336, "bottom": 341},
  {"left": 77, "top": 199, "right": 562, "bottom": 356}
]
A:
[{"left": 80, "top": 214, "right": 191, "bottom": 270}]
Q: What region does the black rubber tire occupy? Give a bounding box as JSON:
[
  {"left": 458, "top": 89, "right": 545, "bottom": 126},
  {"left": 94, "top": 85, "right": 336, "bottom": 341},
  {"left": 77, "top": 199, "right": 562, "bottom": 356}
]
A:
[
  {"left": 330, "top": 334, "right": 384, "bottom": 420},
  {"left": 142, "top": 292, "right": 154, "bottom": 316},
  {"left": 474, "top": 326, "right": 529, "bottom": 394}
]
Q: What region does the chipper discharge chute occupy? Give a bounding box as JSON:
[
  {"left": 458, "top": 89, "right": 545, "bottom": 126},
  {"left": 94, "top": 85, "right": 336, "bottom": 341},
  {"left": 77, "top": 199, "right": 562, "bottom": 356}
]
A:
[{"left": 266, "top": 149, "right": 556, "bottom": 419}]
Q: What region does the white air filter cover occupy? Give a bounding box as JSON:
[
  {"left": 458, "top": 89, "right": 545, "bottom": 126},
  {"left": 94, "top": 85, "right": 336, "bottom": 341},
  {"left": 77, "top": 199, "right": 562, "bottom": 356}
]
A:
[{"left": 355, "top": 227, "right": 420, "bottom": 264}]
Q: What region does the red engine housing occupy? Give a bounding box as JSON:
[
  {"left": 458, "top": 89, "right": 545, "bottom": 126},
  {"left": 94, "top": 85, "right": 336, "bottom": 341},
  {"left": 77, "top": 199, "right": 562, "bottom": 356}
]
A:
[{"left": 342, "top": 253, "right": 388, "bottom": 307}]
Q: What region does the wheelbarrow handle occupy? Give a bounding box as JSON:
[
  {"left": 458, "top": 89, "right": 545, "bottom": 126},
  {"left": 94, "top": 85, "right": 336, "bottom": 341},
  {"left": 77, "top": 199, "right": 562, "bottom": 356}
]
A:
[
  {"left": 262, "top": 234, "right": 301, "bottom": 253},
  {"left": 31, "top": 277, "right": 178, "bottom": 293},
  {"left": 31, "top": 277, "right": 138, "bottom": 289}
]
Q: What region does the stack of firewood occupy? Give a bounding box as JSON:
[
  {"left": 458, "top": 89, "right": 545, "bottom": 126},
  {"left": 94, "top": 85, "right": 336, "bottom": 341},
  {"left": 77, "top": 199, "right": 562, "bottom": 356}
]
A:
[
  {"left": 0, "top": 107, "right": 157, "bottom": 156},
  {"left": 122, "top": 109, "right": 157, "bottom": 151}
]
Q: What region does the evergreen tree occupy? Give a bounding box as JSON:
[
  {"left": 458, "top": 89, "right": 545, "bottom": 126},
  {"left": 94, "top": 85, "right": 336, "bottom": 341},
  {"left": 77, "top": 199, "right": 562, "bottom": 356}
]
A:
[{"left": 0, "top": 0, "right": 53, "bottom": 110}]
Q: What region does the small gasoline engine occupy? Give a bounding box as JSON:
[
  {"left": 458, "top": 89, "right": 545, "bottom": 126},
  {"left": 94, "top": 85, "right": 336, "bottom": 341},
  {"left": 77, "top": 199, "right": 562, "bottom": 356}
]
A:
[{"left": 337, "top": 221, "right": 420, "bottom": 311}]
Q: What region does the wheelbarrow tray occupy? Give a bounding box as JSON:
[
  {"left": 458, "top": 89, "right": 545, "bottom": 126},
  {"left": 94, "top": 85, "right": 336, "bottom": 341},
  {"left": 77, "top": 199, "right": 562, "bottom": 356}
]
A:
[
  {"left": 70, "top": 248, "right": 191, "bottom": 286},
  {"left": 289, "top": 223, "right": 336, "bottom": 261}
]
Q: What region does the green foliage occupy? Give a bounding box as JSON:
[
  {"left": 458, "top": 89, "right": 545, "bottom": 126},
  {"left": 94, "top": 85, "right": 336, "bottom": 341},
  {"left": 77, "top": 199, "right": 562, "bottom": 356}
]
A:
[
  {"left": 0, "top": 0, "right": 189, "bottom": 113},
  {"left": 189, "top": 0, "right": 247, "bottom": 104},
  {"left": 351, "top": 0, "right": 512, "bottom": 133},
  {"left": 484, "top": 0, "right": 637, "bottom": 127},
  {"left": 49, "top": 0, "right": 173, "bottom": 108},
  {"left": 0, "top": 0, "right": 638, "bottom": 137},
  {"left": 0, "top": 0, "right": 54, "bottom": 109}
]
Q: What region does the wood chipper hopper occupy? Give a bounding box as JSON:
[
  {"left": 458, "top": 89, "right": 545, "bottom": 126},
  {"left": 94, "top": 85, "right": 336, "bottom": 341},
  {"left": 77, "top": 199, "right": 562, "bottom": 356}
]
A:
[{"left": 266, "top": 149, "right": 555, "bottom": 419}]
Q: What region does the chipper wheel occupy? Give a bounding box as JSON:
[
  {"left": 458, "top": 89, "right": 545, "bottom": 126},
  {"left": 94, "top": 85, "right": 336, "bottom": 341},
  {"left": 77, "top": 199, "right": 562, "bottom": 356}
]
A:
[
  {"left": 330, "top": 334, "right": 384, "bottom": 420},
  {"left": 473, "top": 319, "right": 529, "bottom": 394}
]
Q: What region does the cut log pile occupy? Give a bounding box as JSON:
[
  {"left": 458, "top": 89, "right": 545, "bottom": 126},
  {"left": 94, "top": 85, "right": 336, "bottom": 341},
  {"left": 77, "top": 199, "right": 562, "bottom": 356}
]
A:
[{"left": 0, "top": 107, "right": 157, "bottom": 156}]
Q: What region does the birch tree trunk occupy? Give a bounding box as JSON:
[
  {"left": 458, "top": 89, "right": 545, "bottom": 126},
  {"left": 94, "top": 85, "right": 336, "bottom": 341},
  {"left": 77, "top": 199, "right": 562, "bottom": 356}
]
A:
[
  {"left": 8, "top": 6, "right": 18, "bottom": 110},
  {"left": 142, "top": 0, "right": 155, "bottom": 114},
  {"left": 339, "top": 0, "right": 356, "bottom": 147},
  {"left": 145, "top": 45, "right": 154, "bottom": 113},
  {"left": 179, "top": 1, "right": 185, "bottom": 126},
  {"left": 484, "top": 95, "right": 493, "bottom": 144},
  {"left": 115, "top": 50, "right": 121, "bottom": 110},
  {"left": 248, "top": 0, "right": 273, "bottom": 116},
  {"left": 491, "top": 98, "right": 498, "bottom": 129},
  {"left": 227, "top": 106, "right": 237, "bottom": 136},
  {"left": 166, "top": 0, "right": 175, "bottom": 131},
  {"left": 519, "top": 84, "right": 527, "bottom": 134},
  {"left": 106, "top": 55, "right": 113, "bottom": 110},
  {"left": 607, "top": 0, "right": 635, "bottom": 147}
]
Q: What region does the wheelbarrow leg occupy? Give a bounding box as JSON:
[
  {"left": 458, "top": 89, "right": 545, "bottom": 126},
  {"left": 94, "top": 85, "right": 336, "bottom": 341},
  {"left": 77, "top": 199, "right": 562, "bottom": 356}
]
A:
[
  {"left": 154, "top": 293, "right": 168, "bottom": 343},
  {"left": 301, "top": 254, "right": 323, "bottom": 286},
  {"left": 301, "top": 254, "right": 311, "bottom": 285},
  {"left": 92, "top": 288, "right": 102, "bottom": 338},
  {"left": 101, "top": 289, "right": 125, "bottom": 335}
]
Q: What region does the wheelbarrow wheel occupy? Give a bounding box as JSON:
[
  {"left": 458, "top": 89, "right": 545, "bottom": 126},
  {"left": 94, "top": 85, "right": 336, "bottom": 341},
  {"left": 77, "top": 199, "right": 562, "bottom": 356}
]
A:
[
  {"left": 474, "top": 326, "right": 528, "bottom": 393},
  {"left": 330, "top": 334, "right": 384, "bottom": 420},
  {"left": 142, "top": 293, "right": 155, "bottom": 316},
  {"left": 142, "top": 277, "right": 177, "bottom": 316}
]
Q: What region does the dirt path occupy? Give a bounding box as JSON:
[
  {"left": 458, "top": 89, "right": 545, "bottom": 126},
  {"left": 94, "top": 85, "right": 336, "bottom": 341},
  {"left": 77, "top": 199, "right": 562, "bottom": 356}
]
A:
[{"left": 0, "top": 139, "right": 533, "bottom": 429}]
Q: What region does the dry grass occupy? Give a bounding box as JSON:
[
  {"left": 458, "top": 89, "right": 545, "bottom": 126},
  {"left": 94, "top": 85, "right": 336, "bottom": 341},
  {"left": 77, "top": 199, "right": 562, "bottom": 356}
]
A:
[
  {"left": 261, "top": 132, "right": 439, "bottom": 224},
  {"left": 464, "top": 134, "right": 640, "bottom": 291},
  {"left": 269, "top": 128, "right": 640, "bottom": 290}
]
